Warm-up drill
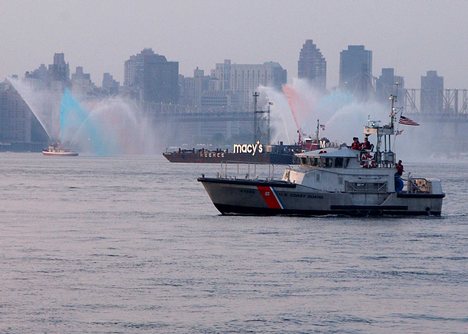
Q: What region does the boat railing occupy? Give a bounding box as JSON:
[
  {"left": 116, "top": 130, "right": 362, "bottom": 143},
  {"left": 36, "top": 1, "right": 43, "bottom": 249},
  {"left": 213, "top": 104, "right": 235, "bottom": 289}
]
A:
[
  {"left": 405, "top": 176, "right": 432, "bottom": 194},
  {"left": 218, "top": 161, "right": 282, "bottom": 180}
]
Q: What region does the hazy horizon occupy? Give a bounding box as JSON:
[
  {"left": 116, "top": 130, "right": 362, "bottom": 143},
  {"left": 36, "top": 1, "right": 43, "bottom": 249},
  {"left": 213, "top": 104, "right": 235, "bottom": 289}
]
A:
[{"left": 1, "top": 0, "right": 467, "bottom": 89}]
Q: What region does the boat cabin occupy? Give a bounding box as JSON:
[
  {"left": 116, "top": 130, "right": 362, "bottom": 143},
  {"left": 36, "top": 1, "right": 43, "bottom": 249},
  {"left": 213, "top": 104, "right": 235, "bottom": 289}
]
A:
[{"left": 296, "top": 147, "right": 362, "bottom": 169}]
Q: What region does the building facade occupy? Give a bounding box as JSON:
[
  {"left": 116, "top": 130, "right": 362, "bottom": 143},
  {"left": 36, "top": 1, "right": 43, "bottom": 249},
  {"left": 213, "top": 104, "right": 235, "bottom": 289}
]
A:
[
  {"left": 25, "top": 53, "right": 70, "bottom": 90},
  {"left": 48, "top": 53, "right": 70, "bottom": 82},
  {"left": 298, "top": 39, "right": 327, "bottom": 91},
  {"left": 102, "top": 73, "right": 120, "bottom": 95},
  {"left": 421, "top": 70, "right": 444, "bottom": 113},
  {"left": 339, "top": 45, "right": 373, "bottom": 99},
  {"left": 124, "top": 48, "right": 179, "bottom": 105},
  {"left": 375, "top": 68, "right": 405, "bottom": 107},
  {"left": 211, "top": 59, "right": 287, "bottom": 111},
  {"left": 0, "top": 81, "right": 48, "bottom": 150},
  {"left": 71, "top": 66, "right": 97, "bottom": 96},
  {"left": 179, "top": 67, "right": 210, "bottom": 108}
]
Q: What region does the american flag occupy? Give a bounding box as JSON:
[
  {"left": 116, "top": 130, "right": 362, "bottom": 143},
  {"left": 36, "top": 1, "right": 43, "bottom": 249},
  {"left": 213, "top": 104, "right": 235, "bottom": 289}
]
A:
[{"left": 399, "top": 115, "right": 419, "bottom": 126}]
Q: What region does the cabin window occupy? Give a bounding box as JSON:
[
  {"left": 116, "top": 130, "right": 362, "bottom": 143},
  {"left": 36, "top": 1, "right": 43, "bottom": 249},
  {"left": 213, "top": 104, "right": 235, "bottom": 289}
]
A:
[
  {"left": 309, "top": 158, "right": 319, "bottom": 166},
  {"left": 335, "top": 157, "right": 343, "bottom": 168},
  {"left": 320, "top": 157, "right": 332, "bottom": 168},
  {"left": 301, "top": 157, "right": 307, "bottom": 165}
]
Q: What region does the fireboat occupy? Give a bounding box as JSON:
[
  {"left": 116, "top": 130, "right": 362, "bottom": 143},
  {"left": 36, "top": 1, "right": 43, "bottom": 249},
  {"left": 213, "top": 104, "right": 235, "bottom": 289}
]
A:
[{"left": 42, "top": 142, "right": 78, "bottom": 156}]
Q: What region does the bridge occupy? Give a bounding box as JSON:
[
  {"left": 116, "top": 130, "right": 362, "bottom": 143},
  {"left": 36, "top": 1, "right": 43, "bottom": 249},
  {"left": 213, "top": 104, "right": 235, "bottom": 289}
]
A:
[
  {"left": 403, "top": 88, "right": 468, "bottom": 122},
  {"left": 153, "top": 110, "right": 254, "bottom": 122},
  {"left": 149, "top": 88, "right": 468, "bottom": 123}
]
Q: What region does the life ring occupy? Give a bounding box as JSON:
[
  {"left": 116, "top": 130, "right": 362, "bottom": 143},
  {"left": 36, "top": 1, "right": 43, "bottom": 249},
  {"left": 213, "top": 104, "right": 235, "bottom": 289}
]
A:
[{"left": 360, "top": 152, "right": 372, "bottom": 161}]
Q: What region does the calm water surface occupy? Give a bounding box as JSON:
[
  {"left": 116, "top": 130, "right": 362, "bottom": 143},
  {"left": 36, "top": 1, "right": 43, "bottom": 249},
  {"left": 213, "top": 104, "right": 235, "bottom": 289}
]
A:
[{"left": 1, "top": 153, "right": 467, "bottom": 333}]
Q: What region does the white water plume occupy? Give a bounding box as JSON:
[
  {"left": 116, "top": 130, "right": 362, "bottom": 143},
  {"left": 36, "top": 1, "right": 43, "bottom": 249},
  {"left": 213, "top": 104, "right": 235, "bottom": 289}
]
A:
[
  {"left": 76, "top": 97, "right": 159, "bottom": 155},
  {"left": 7, "top": 77, "right": 61, "bottom": 140},
  {"left": 260, "top": 78, "right": 389, "bottom": 147},
  {"left": 6, "top": 78, "right": 159, "bottom": 155}
]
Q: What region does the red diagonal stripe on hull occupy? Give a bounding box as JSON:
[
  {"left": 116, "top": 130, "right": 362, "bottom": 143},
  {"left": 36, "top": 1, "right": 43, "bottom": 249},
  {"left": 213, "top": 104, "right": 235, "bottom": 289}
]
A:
[{"left": 257, "top": 186, "right": 282, "bottom": 209}]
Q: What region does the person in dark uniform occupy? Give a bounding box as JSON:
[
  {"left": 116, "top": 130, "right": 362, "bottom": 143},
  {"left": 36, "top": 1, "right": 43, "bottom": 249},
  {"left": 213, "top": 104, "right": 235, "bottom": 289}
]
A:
[
  {"left": 396, "top": 160, "right": 404, "bottom": 176},
  {"left": 394, "top": 160, "right": 404, "bottom": 192}
]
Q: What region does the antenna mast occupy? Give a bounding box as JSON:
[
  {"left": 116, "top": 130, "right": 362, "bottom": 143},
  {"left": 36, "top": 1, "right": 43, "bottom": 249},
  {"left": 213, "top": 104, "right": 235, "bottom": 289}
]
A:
[{"left": 252, "top": 92, "right": 271, "bottom": 145}]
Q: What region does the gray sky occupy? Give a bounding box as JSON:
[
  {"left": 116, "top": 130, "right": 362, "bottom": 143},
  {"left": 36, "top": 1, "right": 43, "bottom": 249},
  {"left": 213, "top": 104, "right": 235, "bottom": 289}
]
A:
[{"left": 1, "top": 0, "right": 467, "bottom": 89}]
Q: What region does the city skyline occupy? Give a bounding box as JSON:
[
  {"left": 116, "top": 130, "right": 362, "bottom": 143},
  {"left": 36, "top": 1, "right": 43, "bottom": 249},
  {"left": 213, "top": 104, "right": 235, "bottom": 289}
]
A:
[{"left": 1, "top": 0, "right": 468, "bottom": 89}]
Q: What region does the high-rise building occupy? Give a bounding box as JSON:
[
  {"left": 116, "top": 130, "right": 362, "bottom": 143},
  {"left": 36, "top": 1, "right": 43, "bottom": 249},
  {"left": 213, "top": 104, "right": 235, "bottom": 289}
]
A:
[
  {"left": 179, "top": 67, "right": 210, "bottom": 108},
  {"left": 298, "top": 40, "right": 326, "bottom": 90},
  {"left": 376, "top": 68, "right": 405, "bottom": 107},
  {"left": 102, "top": 73, "right": 119, "bottom": 95},
  {"left": 25, "top": 53, "right": 70, "bottom": 89},
  {"left": 48, "top": 53, "right": 70, "bottom": 82},
  {"left": 124, "top": 48, "right": 179, "bottom": 104},
  {"left": 124, "top": 48, "right": 154, "bottom": 88},
  {"left": 210, "top": 59, "right": 232, "bottom": 91},
  {"left": 339, "top": 45, "right": 373, "bottom": 99},
  {"left": 71, "top": 66, "right": 96, "bottom": 95},
  {"left": 25, "top": 64, "right": 49, "bottom": 84},
  {"left": 211, "top": 59, "right": 287, "bottom": 111},
  {"left": 421, "top": 70, "right": 443, "bottom": 113}
]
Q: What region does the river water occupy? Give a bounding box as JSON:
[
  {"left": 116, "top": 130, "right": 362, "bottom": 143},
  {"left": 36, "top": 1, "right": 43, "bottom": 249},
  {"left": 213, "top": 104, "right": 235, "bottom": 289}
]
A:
[{"left": 0, "top": 153, "right": 467, "bottom": 333}]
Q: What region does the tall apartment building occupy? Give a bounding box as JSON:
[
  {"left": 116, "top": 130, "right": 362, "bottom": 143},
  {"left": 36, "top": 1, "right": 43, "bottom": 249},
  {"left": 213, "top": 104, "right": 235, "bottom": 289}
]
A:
[
  {"left": 25, "top": 53, "right": 70, "bottom": 90},
  {"left": 421, "top": 71, "right": 444, "bottom": 113},
  {"left": 48, "top": 53, "right": 70, "bottom": 82},
  {"left": 210, "top": 59, "right": 233, "bottom": 91},
  {"left": 179, "top": 67, "right": 210, "bottom": 108},
  {"left": 298, "top": 39, "right": 327, "bottom": 91},
  {"left": 102, "top": 73, "right": 119, "bottom": 95},
  {"left": 339, "top": 45, "right": 373, "bottom": 99},
  {"left": 375, "top": 68, "right": 405, "bottom": 107},
  {"left": 71, "top": 66, "right": 96, "bottom": 95},
  {"left": 124, "top": 48, "right": 179, "bottom": 104},
  {"left": 211, "top": 59, "right": 287, "bottom": 111}
]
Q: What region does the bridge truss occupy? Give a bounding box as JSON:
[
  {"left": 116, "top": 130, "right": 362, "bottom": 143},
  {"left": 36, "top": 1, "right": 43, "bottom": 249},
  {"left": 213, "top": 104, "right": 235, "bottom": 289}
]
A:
[{"left": 404, "top": 88, "right": 468, "bottom": 115}]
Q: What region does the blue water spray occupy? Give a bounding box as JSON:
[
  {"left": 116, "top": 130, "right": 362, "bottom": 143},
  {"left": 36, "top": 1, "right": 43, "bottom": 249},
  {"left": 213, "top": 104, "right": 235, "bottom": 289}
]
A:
[{"left": 59, "top": 89, "right": 109, "bottom": 155}]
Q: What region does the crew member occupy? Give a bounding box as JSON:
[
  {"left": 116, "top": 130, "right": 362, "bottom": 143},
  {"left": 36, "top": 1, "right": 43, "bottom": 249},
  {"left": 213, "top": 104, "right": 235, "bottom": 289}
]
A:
[
  {"left": 351, "top": 137, "right": 361, "bottom": 150},
  {"left": 361, "top": 137, "right": 372, "bottom": 150},
  {"left": 394, "top": 160, "right": 404, "bottom": 192},
  {"left": 396, "top": 160, "right": 404, "bottom": 176}
]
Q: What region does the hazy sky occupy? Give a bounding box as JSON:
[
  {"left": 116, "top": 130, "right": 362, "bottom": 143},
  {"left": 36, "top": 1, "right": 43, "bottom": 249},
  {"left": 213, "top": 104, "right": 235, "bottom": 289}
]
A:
[{"left": 1, "top": 0, "right": 467, "bottom": 89}]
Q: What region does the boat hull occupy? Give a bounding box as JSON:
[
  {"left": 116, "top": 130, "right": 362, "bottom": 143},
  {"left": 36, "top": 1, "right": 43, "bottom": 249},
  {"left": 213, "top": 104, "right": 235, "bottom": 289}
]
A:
[
  {"left": 163, "top": 151, "right": 296, "bottom": 164},
  {"left": 163, "top": 144, "right": 304, "bottom": 164},
  {"left": 198, "top": 177, "right": 444, "bottom": 216},
  {"left": 42, "top": 150, "right": 79, "bottom": 156}
]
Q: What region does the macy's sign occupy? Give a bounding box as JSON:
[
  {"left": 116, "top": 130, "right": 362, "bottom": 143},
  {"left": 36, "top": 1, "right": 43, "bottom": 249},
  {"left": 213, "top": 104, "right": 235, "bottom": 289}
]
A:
[{"left": 233, "top": 141, "right": 264, "bottom": 156}]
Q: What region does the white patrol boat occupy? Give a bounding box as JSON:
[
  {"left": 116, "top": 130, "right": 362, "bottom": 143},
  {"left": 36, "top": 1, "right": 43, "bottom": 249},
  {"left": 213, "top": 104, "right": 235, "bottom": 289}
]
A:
[{"left": 197, "top": 96, "right": 445, "bottom": 216}]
